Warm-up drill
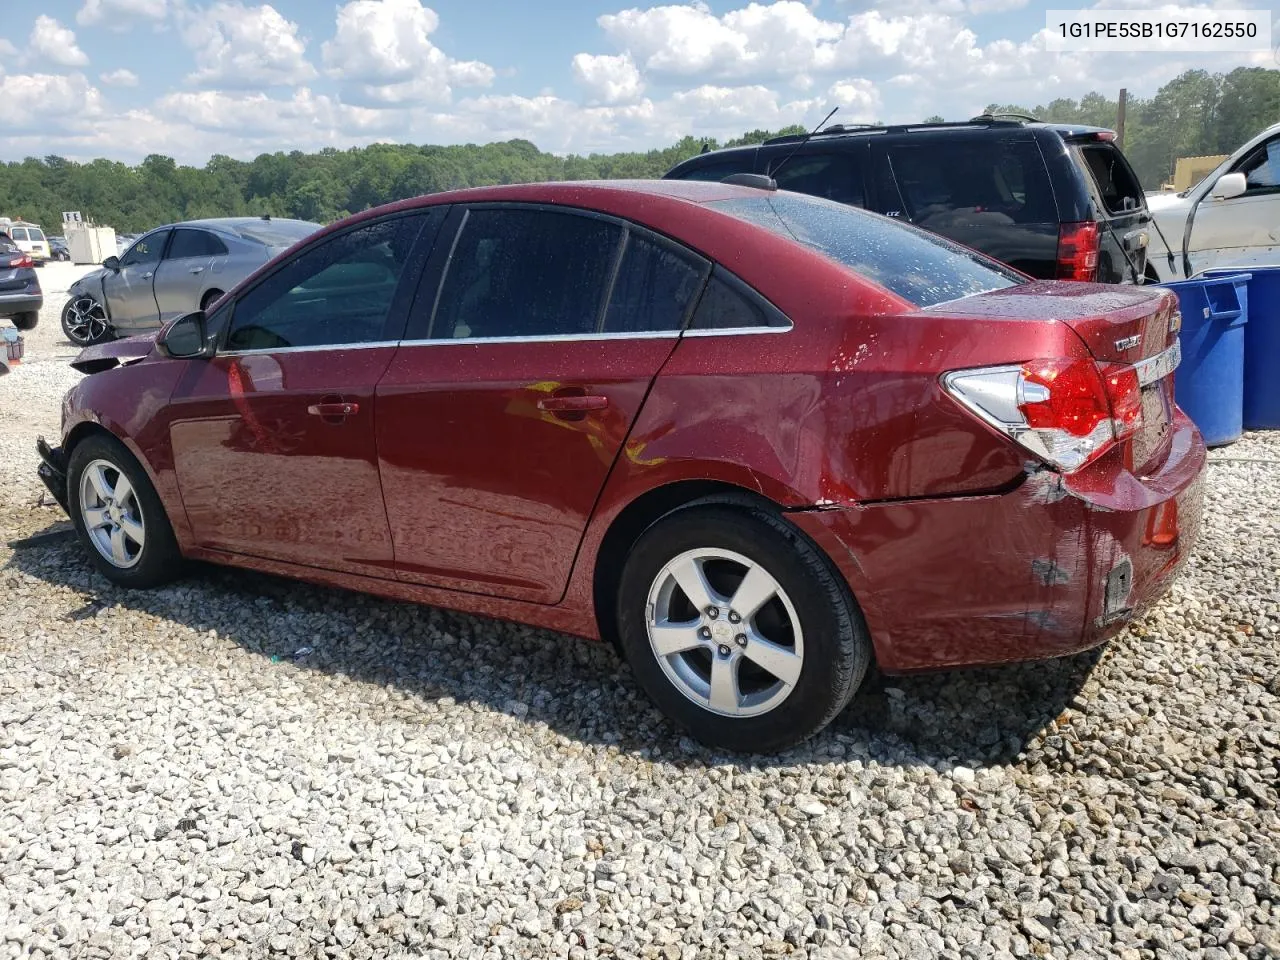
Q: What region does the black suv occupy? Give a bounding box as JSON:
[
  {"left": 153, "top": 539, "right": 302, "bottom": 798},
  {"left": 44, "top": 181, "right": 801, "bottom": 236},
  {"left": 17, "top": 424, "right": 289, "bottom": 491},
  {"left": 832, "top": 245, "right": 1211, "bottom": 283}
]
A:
[{"left": 664, "top": 116, "right": 1154, "bottom": 285}]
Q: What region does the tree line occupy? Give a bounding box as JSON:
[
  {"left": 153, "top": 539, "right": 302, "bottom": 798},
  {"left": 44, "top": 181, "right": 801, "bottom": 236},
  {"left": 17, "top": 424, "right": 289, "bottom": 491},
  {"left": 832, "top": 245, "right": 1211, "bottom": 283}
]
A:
[{"left": 1, "top": 66, "right": 1275, "bottom": 234}]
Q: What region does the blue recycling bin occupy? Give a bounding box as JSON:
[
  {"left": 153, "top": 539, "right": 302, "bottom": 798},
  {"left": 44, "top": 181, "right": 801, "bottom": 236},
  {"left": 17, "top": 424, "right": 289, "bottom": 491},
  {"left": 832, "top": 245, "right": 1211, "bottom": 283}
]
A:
[
  {"left": 1156, "top": 273, "right": 1249, "bottom": 447},
  {"left": 1198, "top": 266, "right": 1280, "bottom": 430}
]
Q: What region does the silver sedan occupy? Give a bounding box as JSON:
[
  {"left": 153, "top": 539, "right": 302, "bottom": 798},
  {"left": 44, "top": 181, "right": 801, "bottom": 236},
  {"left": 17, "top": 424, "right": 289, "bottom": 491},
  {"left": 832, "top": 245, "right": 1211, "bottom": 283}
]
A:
[{"left": 62, "top": 217, "right": 323, "bottom": 346}]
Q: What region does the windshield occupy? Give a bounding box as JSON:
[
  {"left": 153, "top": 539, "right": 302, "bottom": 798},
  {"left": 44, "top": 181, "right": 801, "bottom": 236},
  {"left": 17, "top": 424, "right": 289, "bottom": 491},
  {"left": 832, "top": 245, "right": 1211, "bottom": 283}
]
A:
[
  {"left": 29, "top": 228, "right": 45, "bottom": 241},
  {"left": 707, "top": 191, "right": 1023, "bottom": 308},
  {"left": 235, "top": 220, "right": 322, "bottom": 249}
]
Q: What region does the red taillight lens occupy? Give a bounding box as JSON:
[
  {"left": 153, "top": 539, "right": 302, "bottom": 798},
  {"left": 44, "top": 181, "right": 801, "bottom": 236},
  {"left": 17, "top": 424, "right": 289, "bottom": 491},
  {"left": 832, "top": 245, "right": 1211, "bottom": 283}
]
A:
[
  {"left": 1099, "top": 363, "right": 1142, "bottom": 439},
  {"left": 3, "top": 254, "right": 32, "bottom": 269},
  {"left": 1019, "top": 358, "right": 1112, "bottom": 437},
  {"left": 1056, "top": 221, "right": 1100, "bottom": 281}
]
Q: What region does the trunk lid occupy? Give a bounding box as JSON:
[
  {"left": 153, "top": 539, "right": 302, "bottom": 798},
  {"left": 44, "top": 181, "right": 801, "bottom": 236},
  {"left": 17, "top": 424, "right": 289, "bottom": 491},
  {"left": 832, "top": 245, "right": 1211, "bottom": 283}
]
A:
[{"left": 936, "top": 281, "right": 1181, "bottom": 473}]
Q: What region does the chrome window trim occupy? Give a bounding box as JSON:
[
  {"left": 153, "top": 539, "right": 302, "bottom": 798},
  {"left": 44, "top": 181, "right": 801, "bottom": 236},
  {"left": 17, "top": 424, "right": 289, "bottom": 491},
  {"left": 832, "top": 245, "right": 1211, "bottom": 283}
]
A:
[
  {"left": 216, "top": 340, "right": 400, "bottom": 358},
  {"left": 400, "top": 331, "right": 683, "bottom": 346},
  {"left": 683, "top": 324, "right": 792, "bottom": 337}
]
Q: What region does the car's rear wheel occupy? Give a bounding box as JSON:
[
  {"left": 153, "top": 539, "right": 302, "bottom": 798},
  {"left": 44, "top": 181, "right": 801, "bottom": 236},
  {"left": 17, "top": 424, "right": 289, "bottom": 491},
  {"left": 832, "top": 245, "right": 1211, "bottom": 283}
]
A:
[
  {"left": 61, "top": 296, "right": 112, "bottom": 346},
  {"left": 11, "top": 311, "right": 38, "bottom": 331},
  {"left": 67, "top": 433, "right": 184, "bottom": 589},
  {"left": 616, "top": 503, "right": 871, "bottom": 753}
]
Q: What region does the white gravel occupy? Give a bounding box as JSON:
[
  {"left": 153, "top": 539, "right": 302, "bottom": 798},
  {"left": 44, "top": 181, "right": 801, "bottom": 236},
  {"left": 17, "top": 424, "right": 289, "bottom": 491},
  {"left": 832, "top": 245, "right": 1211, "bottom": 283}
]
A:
[{"left": 2, "top": 267, "right": 1278, "bottom": 959}]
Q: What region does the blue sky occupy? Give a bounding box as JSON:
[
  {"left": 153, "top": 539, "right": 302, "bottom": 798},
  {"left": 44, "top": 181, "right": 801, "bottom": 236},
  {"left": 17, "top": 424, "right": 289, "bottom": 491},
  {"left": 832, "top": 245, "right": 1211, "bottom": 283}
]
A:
[{"left": 0, "top": 0, "right": 1274, "bottom": 165}]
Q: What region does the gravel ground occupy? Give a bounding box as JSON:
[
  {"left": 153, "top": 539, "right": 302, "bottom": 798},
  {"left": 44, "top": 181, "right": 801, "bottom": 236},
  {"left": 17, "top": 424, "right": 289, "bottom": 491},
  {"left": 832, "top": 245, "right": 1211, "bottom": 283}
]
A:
[{"left": 1, "top": 270, "right": 1278, "bottom": 959}]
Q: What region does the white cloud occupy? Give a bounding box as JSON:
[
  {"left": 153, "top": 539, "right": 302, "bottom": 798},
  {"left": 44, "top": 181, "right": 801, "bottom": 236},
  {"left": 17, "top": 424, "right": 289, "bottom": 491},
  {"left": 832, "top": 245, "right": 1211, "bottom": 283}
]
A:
[
  {"left": 77, "top": 0, "right": 168, "bottom": 28},
  {"left": 100, "top": 68, "right": 140, "bottom": 87},
  {"left": 572, "top": 53, "right": 644, "bottom": 104},
  {"left": 0, "top": 38, "right": 17, "bottom": 58},
  {"left": 30, "top": 16, "right": 91, "bottom": 68},
  {"left": 0, "top": 73, "right": 103, "bottom": 133},
  {"left": 321, "top": 0, "right": 495, "bottom": 105},
  {"left": 180, "top": 2, "right": 316, "bottom": 88}
]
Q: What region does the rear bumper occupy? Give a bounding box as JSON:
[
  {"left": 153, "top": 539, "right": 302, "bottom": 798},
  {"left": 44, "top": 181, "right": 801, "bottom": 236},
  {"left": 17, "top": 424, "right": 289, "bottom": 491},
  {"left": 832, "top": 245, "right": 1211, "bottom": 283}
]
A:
[
  {"left": 36, "top": 437, "right": 70, "bottom": 514},
  {"left": 0, "top": 294, "right": 43, "bottom": 316},
  {"left": 789, "top": 411, "right": 1207, "bottom": 673}
]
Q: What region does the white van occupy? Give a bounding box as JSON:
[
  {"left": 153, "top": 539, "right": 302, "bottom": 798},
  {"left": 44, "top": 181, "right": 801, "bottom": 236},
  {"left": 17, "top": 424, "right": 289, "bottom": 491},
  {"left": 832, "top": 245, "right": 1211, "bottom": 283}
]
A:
[{"left": 0, "top": 220, "right": 51, "bottom": 264}]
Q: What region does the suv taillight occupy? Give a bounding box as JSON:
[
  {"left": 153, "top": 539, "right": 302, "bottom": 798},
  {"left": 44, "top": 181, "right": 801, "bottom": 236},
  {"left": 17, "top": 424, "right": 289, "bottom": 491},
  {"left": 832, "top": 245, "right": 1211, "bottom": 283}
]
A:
[
  {"left": 942, "top": 356, "right": 1145, "bottom": 472},
  {"left": 1056, "top": 221, "right": 1100, "bottom": 281},
  {"left": 3, "top": 253, "right": 33, "bottom": 269}
]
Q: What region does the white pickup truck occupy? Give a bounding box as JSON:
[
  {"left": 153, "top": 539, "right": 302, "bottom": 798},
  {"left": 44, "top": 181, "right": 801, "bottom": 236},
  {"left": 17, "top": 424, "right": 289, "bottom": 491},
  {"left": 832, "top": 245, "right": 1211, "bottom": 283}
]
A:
[{"left": 1145, "top": 122, "right": 1280, "bottom": 281}]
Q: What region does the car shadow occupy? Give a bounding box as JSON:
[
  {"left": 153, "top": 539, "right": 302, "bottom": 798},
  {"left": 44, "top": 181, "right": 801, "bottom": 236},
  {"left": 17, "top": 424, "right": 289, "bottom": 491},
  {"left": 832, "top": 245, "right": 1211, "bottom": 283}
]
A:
[{"left": 7, "top": 519, "right": 1102, "bottom": 771}]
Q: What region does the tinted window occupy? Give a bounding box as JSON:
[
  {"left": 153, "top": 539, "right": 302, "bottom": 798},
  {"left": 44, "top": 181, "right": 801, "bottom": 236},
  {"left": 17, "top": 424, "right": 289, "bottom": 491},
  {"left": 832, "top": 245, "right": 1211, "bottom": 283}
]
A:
[
  {"left": 708, "top": 192, "right": 1023, "bottom": 308},
  {"left": 1239, "top": 137, "right": 1280, "bottom": 193},
  {"left": 430, "top": 208, "right": 621, "bottom": 340},
  {"left": 887, "top": 140, "right": 1057, "bottom": 226},
  {"left": 1077, "top": 144, "right": 1145, "bottom": 214},
  {"left": 603, "top": 232, "right": 707, "bottom": 333},
  {"left": 10, "top": 229, "right": 28, "bottom": 241},
  {"left": 0, "top": 236, "right": 16, "bottom": 253},
  {"left": 167, "top": 229, "right": 229, "bottom": 259},
  {"left": 690, "top": 269, "right": 789, "bottom": 329},
  {"left": 672, "top": 159, "right": 754, "bottom": 183},
  {"left": 225, "top": 215, "right": 425, "bottom": 351},
  {"left": 769, "top": 152, "right": 864, "bottom": 206},
  {"left": 122, "top": 231, "right": 168, "bottom": 266}
]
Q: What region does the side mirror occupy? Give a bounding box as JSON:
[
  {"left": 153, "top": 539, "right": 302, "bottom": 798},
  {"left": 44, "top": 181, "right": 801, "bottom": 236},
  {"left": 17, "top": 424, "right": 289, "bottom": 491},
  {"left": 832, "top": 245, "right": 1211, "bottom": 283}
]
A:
[
  {"left": 157, "top": 311, "right": 211, "bottom": 359},
  {"left": 102, "top": 255, "right": 121, "bottom": 271},
  {"left": 1210, "top": 172, "right": 1247, "bottom": 201}
]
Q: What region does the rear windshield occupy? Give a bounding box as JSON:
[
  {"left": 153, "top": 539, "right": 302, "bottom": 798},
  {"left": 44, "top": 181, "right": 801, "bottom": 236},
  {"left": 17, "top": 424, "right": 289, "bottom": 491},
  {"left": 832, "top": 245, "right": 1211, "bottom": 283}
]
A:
[
  {"left": 28, "top": 228, "right": 45, "bottom": 241},
  {"left": 885, "top": 139, "right": 1058, "bottom": 227},
  {"left": 1076, "top": 143, "right": 1146, "bottom": 214},
  {"left": 235, "top": 220, "right": 320, "bottom": 248},
  {"left": 708, "top": 191, "right": 1023, "bottom": 308},
  {"left": 10, "top": 228, "right": 28, "bottom": 241}
]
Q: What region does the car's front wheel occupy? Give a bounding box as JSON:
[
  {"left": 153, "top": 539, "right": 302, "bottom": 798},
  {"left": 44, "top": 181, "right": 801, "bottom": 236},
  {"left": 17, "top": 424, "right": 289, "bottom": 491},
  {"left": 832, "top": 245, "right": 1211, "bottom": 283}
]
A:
[
  {"left": 616, "top": 503, "right": 871, "bottom": 753},
  {"left": 67, "top": 433, "right": 184, "bottom": 589},
  {"left": 61, "top": 295, "right": 112, "bottom": 347}
]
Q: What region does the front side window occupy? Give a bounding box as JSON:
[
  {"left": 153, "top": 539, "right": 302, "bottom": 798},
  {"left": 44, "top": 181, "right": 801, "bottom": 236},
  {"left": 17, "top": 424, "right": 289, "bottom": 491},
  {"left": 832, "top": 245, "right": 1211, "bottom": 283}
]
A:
[
  {"left": 225, "top": 214, "right": 426, "bottom": 351},
  {"left": 122, "top": 231, "right": 168, "bottom": 266},
  {"left": 430, "top": 208, "right": 622, "bottom": 340},
  {"left": 167, "top": 229, "right": 229, "bottom": 259},
  {"left": 709, "top": 191, "right": 1023, "bottom": 308},
  {"left": 1239, "top": 137, "right": 1280, "bottom": 194}
]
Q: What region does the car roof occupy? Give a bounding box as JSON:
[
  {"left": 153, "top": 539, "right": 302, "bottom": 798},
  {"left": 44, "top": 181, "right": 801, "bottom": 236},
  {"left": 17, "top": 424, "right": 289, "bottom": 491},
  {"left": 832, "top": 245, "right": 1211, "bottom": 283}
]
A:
[{"left": 152, "top": 217, "right": 320, "bottom": 237}]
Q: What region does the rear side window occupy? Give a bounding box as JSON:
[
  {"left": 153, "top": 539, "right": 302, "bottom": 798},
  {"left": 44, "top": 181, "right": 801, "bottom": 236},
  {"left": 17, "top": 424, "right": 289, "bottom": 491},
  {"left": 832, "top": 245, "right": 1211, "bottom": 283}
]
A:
[
  {"left": 709, "top": 192, "right": 1023, "bottom": 308},
  {"left": 168, "top": 229, "right": 229, "bottom": 259},
  {"left": 670, "top": 158, "right": 754, "bottom": 183},
  {"left": 430, "top": 208, "right": 622, "bottom": 339},
  {"left": 886, "top": 140, "right": 1057, "bottom": 226},
  {"left": 1077, "top": 143, "right": 1145, "bottom": 215},
  {"left": 603, "top": 231, "right": 708, "bottom": 333},
  {"left": 0, "top": 236, "right": 16, "bottom": 252},
  {"left": 768, "top": 152, "right": 864, "bottom": 207},
  {"left": 689, "top": 268, "right": 790, "bottom": 329}
]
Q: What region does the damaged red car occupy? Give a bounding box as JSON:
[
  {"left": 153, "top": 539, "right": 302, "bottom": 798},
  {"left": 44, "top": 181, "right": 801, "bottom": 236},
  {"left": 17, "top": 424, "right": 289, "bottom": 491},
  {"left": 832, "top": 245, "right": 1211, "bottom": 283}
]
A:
[{"left": 38, "top": 180, "right": 1205, "bottom": 752}]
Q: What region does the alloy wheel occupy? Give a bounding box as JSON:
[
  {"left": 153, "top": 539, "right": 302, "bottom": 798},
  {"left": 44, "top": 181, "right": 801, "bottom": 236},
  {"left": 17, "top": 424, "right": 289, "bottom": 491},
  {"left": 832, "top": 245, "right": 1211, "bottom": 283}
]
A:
[
  {"left": 645, "top": 547, "right": 804, "bottom": 718},
  {"left": 64, "top": 297, "right": 109, "bottom": 345},
  {"left": 78, "top": 458, "right": 146, "bottom": 569}
]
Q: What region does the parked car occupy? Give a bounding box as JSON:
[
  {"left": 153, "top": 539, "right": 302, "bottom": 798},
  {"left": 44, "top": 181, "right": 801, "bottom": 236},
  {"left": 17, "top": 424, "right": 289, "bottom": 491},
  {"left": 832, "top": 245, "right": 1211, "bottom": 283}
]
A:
[
  {"left": 0, "top": 220, "right": 52, "bottom": 264},
  {"left": 36, "top": 180, "right": 1205, "bottom": 752},
  {"left": 1145, "top": 121, "right": 1280, "bottom": 280},
  {"left": 47, "top": 236, "right": 71, "bottom": 261},
  {"left": 665, "top": 116, "right": 1154, "bottom": 285},
  {"left": 61, "top": 216, "right": 323, "bottom": 346},
  {"left": 0, "top": 233, "right": 43, "bottom": 330}
]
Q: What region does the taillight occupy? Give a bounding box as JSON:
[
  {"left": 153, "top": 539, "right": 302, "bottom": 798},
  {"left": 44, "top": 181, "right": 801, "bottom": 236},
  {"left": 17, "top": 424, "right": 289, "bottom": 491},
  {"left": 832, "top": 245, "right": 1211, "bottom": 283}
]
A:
[
  {"left": 943, "top": 356, "right": 1144, "bottom": 472},
  {"left": 1056, "top": 221, "right": 1099, "bottom": 281},
  {"left": 3, "top": 254, "right": 33, "bottom": 269}
]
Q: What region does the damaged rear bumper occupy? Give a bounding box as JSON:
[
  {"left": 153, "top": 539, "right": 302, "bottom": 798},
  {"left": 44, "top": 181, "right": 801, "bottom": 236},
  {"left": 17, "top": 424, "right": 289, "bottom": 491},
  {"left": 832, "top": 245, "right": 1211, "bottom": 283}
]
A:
[
  {"left": 788, "top": 411, "right": 1207, "bottom": 673},
  {"left": 36, "top": 436, "right": 70, "bottom": 514}
]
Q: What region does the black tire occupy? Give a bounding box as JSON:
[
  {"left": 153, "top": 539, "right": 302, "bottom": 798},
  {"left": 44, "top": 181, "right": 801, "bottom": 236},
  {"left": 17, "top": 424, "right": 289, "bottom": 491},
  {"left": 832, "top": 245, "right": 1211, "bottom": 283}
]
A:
[
  {"left": 11, "top": 311, "right": 38, "bottom": 331},
  {"left": 67, "top": 433, "right": 184, "bottom": 589},
  {"left": 616, "top": 504, "right": 871, "bottom": 753},
  {"left": 61, "top": 295, "right": 112, "bottom": 346},
  {"left": 200, "top": 289, "right": 224, "bottom": 312}
]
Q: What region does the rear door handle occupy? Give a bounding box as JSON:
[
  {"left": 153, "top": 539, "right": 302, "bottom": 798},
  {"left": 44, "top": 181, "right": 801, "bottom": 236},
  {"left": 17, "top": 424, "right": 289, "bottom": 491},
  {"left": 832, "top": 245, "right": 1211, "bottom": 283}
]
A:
[
  {"left": 537, "top": 395, "right": 609, "bottom": 413},
  {"left": 307, "top": 400, "right": 359, "bottom": 421},
  {"left": 141, "top": 271, "right": 154, "bottom": 279},
  {"left": 189, "top": 266, "right": 204, "bottom": 274}
]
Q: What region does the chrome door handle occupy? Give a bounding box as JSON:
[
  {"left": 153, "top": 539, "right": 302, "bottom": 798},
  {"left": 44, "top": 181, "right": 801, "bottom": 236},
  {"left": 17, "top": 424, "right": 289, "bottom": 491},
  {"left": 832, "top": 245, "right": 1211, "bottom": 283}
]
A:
[
  {"left": 537, "top": 395, "right": 609, "bottom": 413},
  {"left": 307, "top": 401, "right": 359, "bottom": 419}
]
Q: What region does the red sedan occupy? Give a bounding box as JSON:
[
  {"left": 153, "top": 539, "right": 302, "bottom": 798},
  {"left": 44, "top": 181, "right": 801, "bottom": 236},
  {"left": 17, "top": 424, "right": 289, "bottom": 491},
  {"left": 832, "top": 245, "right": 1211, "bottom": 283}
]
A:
[{"left": 37, "top": 180, "right": 1205, "bottom": 752}]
